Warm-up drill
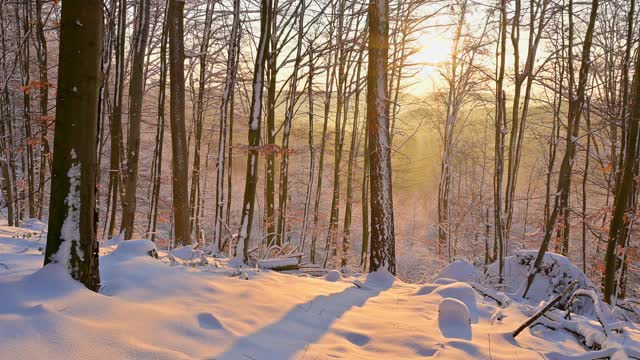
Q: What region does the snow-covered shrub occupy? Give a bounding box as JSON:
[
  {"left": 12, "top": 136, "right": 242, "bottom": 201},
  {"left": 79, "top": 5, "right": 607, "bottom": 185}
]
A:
[{"left": 486, "top": 250, "right": 598, "bottom": 302}]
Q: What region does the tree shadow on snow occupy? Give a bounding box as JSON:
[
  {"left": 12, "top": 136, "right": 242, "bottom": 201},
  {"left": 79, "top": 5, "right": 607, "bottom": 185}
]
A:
[{"left": 209, "top": 273, "right": 394, "bottom": 360}]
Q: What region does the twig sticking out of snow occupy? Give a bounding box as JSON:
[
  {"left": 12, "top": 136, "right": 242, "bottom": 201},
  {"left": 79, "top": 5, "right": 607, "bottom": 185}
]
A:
[{"left": 513, "top": 282, "right": 577, "bottom": 338}]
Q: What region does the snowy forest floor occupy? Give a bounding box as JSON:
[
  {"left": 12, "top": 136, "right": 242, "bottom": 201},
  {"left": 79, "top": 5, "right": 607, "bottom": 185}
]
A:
[{"left": 1, "top": 220, "right": 639, "bottom": 359}]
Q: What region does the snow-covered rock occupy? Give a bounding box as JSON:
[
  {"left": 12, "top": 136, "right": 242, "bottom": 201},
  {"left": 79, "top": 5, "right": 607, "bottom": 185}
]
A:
[
  {"left": 434, "top": 260, "right": 479, "bottom": 283},
  {"left": 432, "top": 282, "right": 478, "bottom": 322},
  {"left": 325, "top": 269, "right": 341, "bottom": 282},
  {"left": 438, "top": 298, "right": 471, "bottom": 340}
]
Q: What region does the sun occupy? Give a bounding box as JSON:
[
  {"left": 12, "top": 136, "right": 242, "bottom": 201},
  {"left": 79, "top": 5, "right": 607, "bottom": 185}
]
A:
[{"left": 406, "top": 32, "right": 453, "bottom": 95}]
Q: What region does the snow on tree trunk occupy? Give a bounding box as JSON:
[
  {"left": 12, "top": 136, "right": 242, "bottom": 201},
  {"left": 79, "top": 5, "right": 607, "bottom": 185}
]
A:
[
  {"left": 367, "top": 0, "right": 396, "bottom": 275},
  {"left": 44, "top": 0, "right": 102, "bottom": 291},
  {"left": 236, "top": 0, "right": 272, "bottom": 263},
  {"left": 214, "top": 0, "right": 240, "bottom": 250}
]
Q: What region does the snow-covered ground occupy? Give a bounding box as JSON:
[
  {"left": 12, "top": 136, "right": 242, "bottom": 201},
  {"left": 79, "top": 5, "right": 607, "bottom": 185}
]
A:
[{"left": 1, "top": 221, "right": 639, "bottom": 359}]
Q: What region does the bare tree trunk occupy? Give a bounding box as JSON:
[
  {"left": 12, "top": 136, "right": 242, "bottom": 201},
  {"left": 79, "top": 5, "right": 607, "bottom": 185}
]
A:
[
  {"left": 19, "top": 3, "right": 36, "bottom": 219},
  {"left": 361, "top": 112, "right": 370, "bottom": 268},
  {"left": 168, "top": 0, "right": 191, "bottom": 246},
  {"left": 214, "top": 0, "right": 241, "bottom": 250},
  {"left": 188, "top": 1, "right": 214, "bottom": 241},
  {"left": 504, "top": 0, "right": 550, "bottom": 241},
  {"left": 310, "top": 15, "right": 337, "bottom": 264},
  {"left": 276, "top": 1, "right": 306, "bottom": 247},
  {"left": 44, "top": 0, "right": 102, "bottom": 291},
  {"left": 264, "top": 0, "right": 279, "bottom": 247},
  {"left": 0, "top": 4, "right": 14, "bottom": 226},
  {"left": 121, "top": 0, "right": 151, "bottom": 239},
  {"left": 325, "top": 0, "right": 349, "bottom": 268},
  {"left": 236, "top": 0, "right": 272, "bottom": 262},
  {"left": 367, "top": 0, "right": 395, "bottom": 275},
  {"left": 523, "top": 0, "right": 599, "bottom": 298},
  {"left": 493, "top": 0, "right": 508, "bottom": 284},
  {"left": 146, "top": 0, "right": 169, "bottom": 243},
  {"left": 602, "top": 28, "right": 640, "bottom": 304},
  {"left": 582, "top": 100, "right": 591, "bottom": 274},
  {"left": 341, "top": 42, "right": 364, "bottom": 268},
  {"left": 106, "top": 0, "right": 126, "bottom": 239},
  {"left": 300, "top": 43, "right": 315, "bottom": 254},
  {"left": 33, "top": 0, "right": 51, "bottom": 220}
]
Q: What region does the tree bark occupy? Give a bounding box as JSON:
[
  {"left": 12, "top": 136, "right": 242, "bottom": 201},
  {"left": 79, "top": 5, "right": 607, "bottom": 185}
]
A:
[
  {"left": 367, "top": 0, "right": 395, "bottom": 275},
  {"left": 121, "top": 0, "right": 151, "bottom": 239},
  {"left": 44, "top": 0, "right": 102, "bottom": 291},
  {"left": 236, "top": 0, "right": 272, "bottom": 262},
  {"left": 522, "top": 0, "right": 599, "bottom": 298},
  {"left": 168, "top": 0, "right": 191, "bottom": 246},
  {"left": 214, "top": 0, "right": 241, "bottom": 250},
  {"left": 602, "top": 27, "right": 640, "bottom": 303}
]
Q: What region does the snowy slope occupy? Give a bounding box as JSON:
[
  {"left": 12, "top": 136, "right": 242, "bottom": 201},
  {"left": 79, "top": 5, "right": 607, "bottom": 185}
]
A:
[{"left": 1, "top": 221, "right": 639, "bottom": 359}]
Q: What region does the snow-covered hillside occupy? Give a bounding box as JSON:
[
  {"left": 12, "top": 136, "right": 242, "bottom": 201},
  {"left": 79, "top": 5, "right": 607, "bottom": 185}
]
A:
[{"left": 0, "top": 221, "right": 639, "bottom": 359}]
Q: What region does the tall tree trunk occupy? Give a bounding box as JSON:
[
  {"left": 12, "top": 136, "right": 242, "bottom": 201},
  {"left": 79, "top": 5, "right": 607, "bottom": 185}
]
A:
[
  {"left": 300, "top": 43, "right": 315, "bottom": 254},
  {"left": 523, "top": 0, "right": 599, "bottom": 298},
  {"left": 361, "top": 111, "right": 370, "bottom": 268},
  {"left": 493, "top": 0, "right": 508, "bottom": 283},
  {"left": 582, "top": 100, "right": 591, "bottom": 274},
  {"left": 276, "top": 1, "right": 306, "bottom": 247},
  {"left": 325, "top": 0, "right": 349, "bottom": 268},
  {"left": 310, "top": 15, "right": 337, "bottom": 264},
  {"left": 34, "top": 0, "right": 50, "bottom": 220},
  {"left": 106, "top": 0, "right": 126, "bottom": 239},
  {"left": 0, "top": 2, "right": 15, "bottom": 226},
  {"left": 264, "top": 0, "right": 279, "bottom": 246},
  {"left": 236, "top": 0, "right": 273, "bottom": 262},
  {"left": 146, "top": 0, "right": 170, "bottom": 243},
  {"left": 341, "top": 43, "right": 364, "bottom": 268},
  {"left": 367, "top": 0, "right": 395, "bottom": 275},
  {"left": 168, "top": 0, "right": 191, "bottom": 246},
  {"left": 214, "top": 0, "right": 241, "bottom": 250},
  {"left": 602, "top": 30, "right": 640, "bottom": 304},
  {"left": 189, "top": 1, "right": 215, "bottom": 240},
  {"left": 121, "top": 0, "right": 151, "bottom": 239},
  {"left": 19, "top": 3, "right": 36, "bottom": 219},
  {"left": 504, "top": 0, "right": 549, "bottom": 241},
  {"left": 44, "top": 0, "right": 102, "bottom": 291}
]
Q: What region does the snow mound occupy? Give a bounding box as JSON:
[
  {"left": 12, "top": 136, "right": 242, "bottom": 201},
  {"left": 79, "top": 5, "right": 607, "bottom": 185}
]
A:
[
  {"left": 171, "top": 245, "right": 203, "bottom": 261},
  {"left": 434, "top": 260, "right": 479, "bottom": 283},
  {"left": 111, "top": 239, "right": 158, "bottom": 259},
  {"left": 325, "top": 270, "right": 342, "bottom": 282},
  {"left": 2, "top": 228, "right": 640, "bottom": 360},
  {"left": 433, "top": 277, "right": 457, "bottom": 285},
  {"left": 432, "top": 282, "right": 478, "bottom": 323},
  {"left": 415, "top": 284, "right": 439, "bottom": 296},
  {"left": 438, "top": 298, "right": 471, "bottom": 340},
  {"left": 487, "top": 250, "right": 597, "bottom": 302}
]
